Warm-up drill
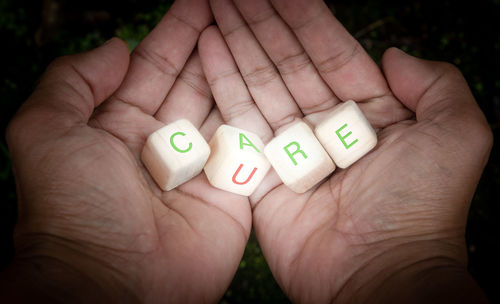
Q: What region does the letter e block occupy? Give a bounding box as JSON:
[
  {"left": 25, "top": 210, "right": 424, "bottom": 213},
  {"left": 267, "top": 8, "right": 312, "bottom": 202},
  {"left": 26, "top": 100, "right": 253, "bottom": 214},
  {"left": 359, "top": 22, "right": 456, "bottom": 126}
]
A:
[
  {"left": 141, "top": 119, "right": 210, "bottom": 191},
  {"left": 315, "top": 100, "right": 377, "bottom": 168},
  {"left": 204, "top": 125, "right": 270, "bottom": 196},
  {"left": 264, "top": 121, "right": 335, "bottom": 193}
]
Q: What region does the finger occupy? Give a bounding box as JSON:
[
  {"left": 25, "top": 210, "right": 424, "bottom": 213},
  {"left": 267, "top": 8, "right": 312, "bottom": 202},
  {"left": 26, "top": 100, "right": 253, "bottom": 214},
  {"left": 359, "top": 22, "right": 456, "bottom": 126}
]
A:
[
  {"left": 210, "top": 0, "right": 302, "bottom": 131},
  {"left": 91, "top": 100, "right": 164, "bottom": 159},
  {"left": 270, "top": 0, "right": 388, "bottom": 100},
  {"left": 382, "top": 48, "right": 492, "bottom": 142},
  {"left": 9, "top": 38, "right": 129, "bottom": 135},
  {"left": 154, "top": 51, "right": 213, "bottom": 128},
  {"left": 232, "top": 0, "right": 339, "bottom": 114},
  {"left": 111, "top": 0, "right": 213, "bottom": 115},
  {"left": 199, "top": 107, "right": 224, "bottom": 141},
  {"left": 198, "top": 26, "right": 273, "bottom": 142},
  {"left": 172, "top": 172, "right": 252, "bottom": 234},
  {"left": 270, "top": 0, "right": 411, "bottom": 127}
]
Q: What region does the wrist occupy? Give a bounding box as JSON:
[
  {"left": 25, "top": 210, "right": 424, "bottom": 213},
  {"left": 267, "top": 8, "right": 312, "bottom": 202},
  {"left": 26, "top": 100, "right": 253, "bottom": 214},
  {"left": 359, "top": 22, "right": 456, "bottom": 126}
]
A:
[
  {"left": 335, "top": 239, "right": 488, "bottom": 303},
  {"left": 0, "top": 233, "right": 139, "bottom": 303}
]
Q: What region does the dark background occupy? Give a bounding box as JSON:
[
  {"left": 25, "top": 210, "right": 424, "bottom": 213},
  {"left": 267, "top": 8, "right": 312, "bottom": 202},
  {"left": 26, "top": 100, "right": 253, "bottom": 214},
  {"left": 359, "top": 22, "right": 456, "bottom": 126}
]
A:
[{"left": 1, "top": 0, "right": 499, "bottom": 302}]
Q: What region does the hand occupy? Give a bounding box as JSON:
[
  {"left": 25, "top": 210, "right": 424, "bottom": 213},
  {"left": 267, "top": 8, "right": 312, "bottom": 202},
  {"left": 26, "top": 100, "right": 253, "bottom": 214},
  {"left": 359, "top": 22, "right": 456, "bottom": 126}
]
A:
[
  {"left": 2, "top": 0, "right": 252, "bottom": 302},
  {"left": 198, "top": 0, "right": 492, "bottom": 302}
]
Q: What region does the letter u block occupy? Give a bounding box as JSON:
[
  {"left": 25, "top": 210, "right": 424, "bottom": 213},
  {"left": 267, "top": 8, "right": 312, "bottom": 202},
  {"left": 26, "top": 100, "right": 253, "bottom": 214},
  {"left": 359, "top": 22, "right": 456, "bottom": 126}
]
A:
[
  {"left": 204, "top": 125, "right": 271, "bottom": 196},
  {"left": 314, "top": 100, "right": 377, "bottom": 168},
  {"left": 264, "top": 121, "right": 335, "bottom": 193},
  {"left": 141, "top": 119, "right": 210, "bottom": 191}
]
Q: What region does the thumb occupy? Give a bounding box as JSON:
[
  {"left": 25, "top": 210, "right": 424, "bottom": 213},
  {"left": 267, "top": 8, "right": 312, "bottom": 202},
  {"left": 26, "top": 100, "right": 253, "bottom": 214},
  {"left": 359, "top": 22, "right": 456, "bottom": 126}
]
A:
[
  {"left": 13, "top": 38, "right": 129, "bottom": 129},
  {"left": 381, "top": 47, "right": 492, "bottom": 194},
  {"left": 381, "top": 47, "right": 491, "bottom": 148}
]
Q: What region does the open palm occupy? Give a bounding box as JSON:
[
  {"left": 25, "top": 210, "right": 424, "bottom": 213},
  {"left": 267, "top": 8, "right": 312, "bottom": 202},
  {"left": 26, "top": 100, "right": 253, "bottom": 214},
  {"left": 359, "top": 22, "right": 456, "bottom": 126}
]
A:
[
  {"left": 5, "top": 0, "right": 491, "bottom": 302},
  {"left": 6, "top": 0, "right": 252, "bottom": 302},
  {"left": 199, "top": 0, "right": 492, "bottom": 302}
]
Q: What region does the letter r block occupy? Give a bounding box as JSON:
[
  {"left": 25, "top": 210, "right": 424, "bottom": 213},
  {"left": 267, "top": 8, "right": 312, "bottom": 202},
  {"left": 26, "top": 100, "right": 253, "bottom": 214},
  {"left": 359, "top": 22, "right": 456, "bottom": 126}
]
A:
[
  {"left": 204, "top": 125, "right": 271, "bottom": 196},
  {"left": 141, "top": 119, "right": 210, "bottom": 191},
  {"left": 314, "top": 100, "right": 377, "bottom": 168},
  {"left": 264, "top": 121, "right": 335, "bottom": 193}
]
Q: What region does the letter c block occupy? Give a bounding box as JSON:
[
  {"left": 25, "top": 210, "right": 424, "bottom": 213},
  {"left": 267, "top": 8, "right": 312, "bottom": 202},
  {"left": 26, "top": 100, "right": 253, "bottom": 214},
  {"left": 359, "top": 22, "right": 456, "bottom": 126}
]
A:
[{"left": 141, "top": 119, "right": 210, "bottom": 191}]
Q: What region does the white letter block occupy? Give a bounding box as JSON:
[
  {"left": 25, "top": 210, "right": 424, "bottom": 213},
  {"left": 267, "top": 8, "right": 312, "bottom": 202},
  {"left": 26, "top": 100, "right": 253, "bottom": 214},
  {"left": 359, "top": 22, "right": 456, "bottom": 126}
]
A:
[
  {"left": 314, "top": 100, "right": 377, "bottom": 168},
  {"left": 204, "top": 125, "right": 271, "bottom": 196},
  {"left": 264, "top": 121, "right": 335, "bottom": 193},
  {"left": 141, "top": 119, "right": 210, "bottom": 191}
]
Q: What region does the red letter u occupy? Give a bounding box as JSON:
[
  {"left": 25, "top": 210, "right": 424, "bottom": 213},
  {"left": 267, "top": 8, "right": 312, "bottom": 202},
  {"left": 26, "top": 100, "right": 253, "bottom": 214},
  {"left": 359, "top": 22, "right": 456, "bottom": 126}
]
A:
[{"left": 232, "top": 164, "right": 258, "bottom": 185}]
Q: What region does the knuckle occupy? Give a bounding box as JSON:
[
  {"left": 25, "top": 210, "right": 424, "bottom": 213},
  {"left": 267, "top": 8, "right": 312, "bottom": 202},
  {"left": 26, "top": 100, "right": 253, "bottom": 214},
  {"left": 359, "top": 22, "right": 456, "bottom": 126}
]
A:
[
  {"left": 276, "top": 51, "right": 312, "bottom": 76},
  {"left": 317, "top": 42, "right": 361, "bottom": 74},
  {"left": 45, "top": 54, "right": 80, "bottom": 75},
  {"left": 224, "top": 99, "right": 255, "bottom": 121},
  {"left": 242, "top": 64, "right": 279, "bottom": 88},
  {"left": 169, "top": 12, "right": 202, "bottom": 33},
  {"left": 221, "top": 22, "right": 246, "bottom": 38},
  {"left": 207, "top": 69, "right": 239, "bottom": 87},
  {"left": 246, "top": 8, "right": 276, "bottom": 26},
  {"left": 434, "top": 61, "right": 465, "bottom": 86},
  {"left": 133, "top": 47, "right": 180, "bottom": 78},
  {"left": 269, "top": 113, "right": 301, "bottom": 131},
  {"left": 179, "top": 70, "right": 211, "bottom": 99},
  {"left": 439, "top": 61, "right": 460, "bottom": 73}
]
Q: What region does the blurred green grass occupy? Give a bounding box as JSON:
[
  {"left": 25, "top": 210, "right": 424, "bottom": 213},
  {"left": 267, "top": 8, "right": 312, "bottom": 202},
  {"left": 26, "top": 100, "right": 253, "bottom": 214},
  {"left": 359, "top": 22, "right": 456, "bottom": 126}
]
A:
[{"left": 1, "top": 0, "right": 499, "bottom": 302}]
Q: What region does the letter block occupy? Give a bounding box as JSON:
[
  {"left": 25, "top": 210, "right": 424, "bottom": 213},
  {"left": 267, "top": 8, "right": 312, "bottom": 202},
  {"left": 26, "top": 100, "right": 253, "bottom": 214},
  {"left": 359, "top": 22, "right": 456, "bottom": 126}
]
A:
[
  {"left": 204, "top": 125, "right": 271, "bottom": 196},
  {"left": 264, "top": 121, "right": 335, "bottom": 193},
  {"left": 141, "top": 119, "right": 210, "bottom": 191},
  {"left": 314, "top": 100, "right": 377, "bottom": 168}
]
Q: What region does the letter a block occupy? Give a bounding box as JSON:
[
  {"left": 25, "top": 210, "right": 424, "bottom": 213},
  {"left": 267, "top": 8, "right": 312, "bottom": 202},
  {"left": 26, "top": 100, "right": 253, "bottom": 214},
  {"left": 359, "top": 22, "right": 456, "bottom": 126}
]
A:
[
  {"left": 204, "top": 125, "right": 270, "bottom": 196},
  {"left": 314, "top": 100, "right": 377, "bottom": 168},
  {"left": 264, "top": 121, "right": 335, "bottom": 193},
  {"left": 141, "top": 119, "right": 210, "bottom": 191}
]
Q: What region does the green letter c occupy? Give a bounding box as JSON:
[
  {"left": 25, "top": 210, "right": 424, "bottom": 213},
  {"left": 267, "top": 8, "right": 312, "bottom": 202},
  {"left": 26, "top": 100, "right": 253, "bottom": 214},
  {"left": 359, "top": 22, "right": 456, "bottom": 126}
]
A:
[{"left": 170, "top": 132, "right": 192, "bottom": 153}]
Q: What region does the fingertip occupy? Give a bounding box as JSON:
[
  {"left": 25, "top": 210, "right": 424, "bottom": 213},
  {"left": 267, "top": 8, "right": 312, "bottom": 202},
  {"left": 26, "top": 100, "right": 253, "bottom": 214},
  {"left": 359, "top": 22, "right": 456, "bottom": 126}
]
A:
[
  {"left": 199, "top": 25, "right": 222, "bottom": 50},
  {"left": 198, "top": 26, "right": 228, "bottom": 76},
  {"left": 102, "top": 37, "right": 130, "bottom": 53},
  {"left": 381, "top": 46, "right": 488, "bottom": 135},
  {"left": 29, "top": 37, "right": 130, "bottom": 122},
  {"left": 169, "top": 0, "right": 214, "bottom": 31},
  {"left": 96, "top": 37, "right": 130, "bottom": 63},
  {"left": 381, "top": 47, "right": 405, "bottom": 67},
  {"left": 381, "top": 47, "right": 415, "bottom": 74},
  {"left": 381, "top": 47, "right": 440, "bottom": 111},
  {"left": 208, "top": 0, "right": 224, "bottom": 13},
  {"left": 382, "top": 46, "right": 406, "bottom": 55},
  {"left": 177, "top": 0, "right": 214, "bottom": 30},
  {"left": 81, "top": 37, "right": 130, "bottom": 103}
]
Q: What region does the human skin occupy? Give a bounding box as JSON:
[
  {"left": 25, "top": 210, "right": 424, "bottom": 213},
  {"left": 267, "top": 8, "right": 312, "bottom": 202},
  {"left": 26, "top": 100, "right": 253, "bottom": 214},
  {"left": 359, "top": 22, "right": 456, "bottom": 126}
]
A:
[
  {"left": 197, "top": 0, "right": 492, "bottom": 302},
  {"left": 0, "top": 0, "right": 493, "bottom": 303},
  {"left": 2, "top": 0, "right": 252, "bottom": 302}
]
